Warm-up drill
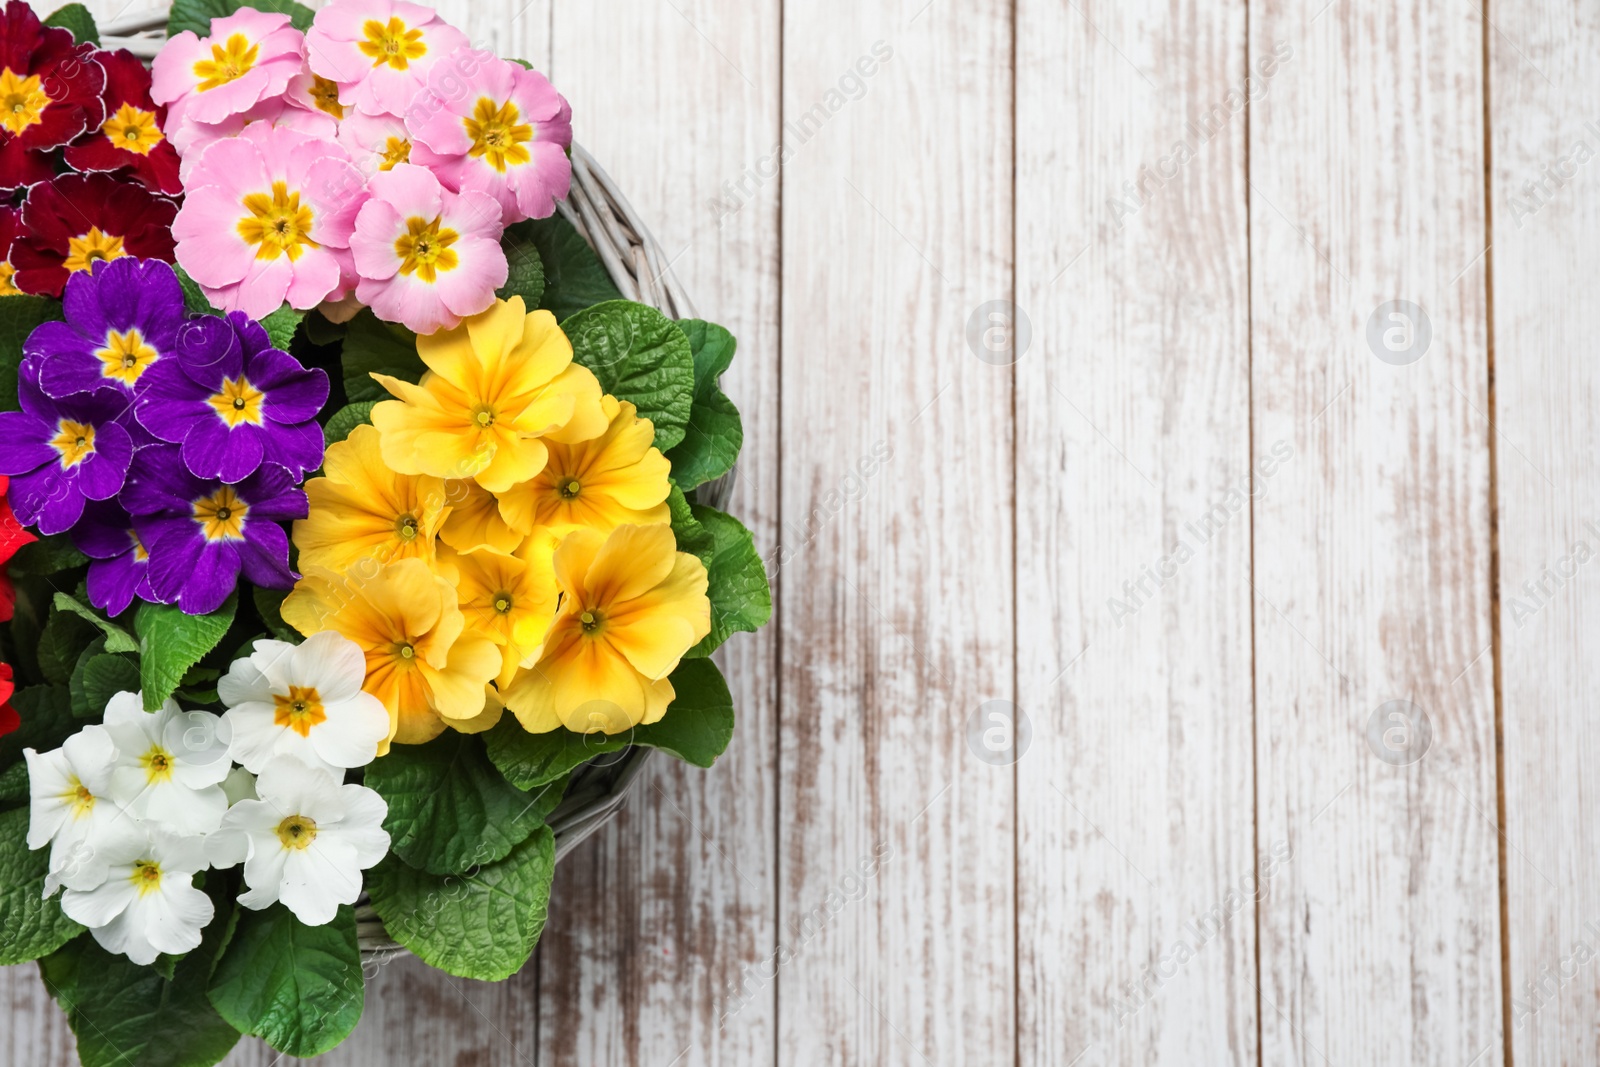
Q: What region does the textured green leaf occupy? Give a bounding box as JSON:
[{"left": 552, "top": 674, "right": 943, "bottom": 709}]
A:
[
  {"left": 497, "top": 222, "right": 546, "bottom": 309},
  {"left": 666, "top": 483, "right": 713, "bottom": 565},
  {"left": 0, "top": 685, "right": 73, "bottom": 768},
  {"left": 168, "top": 0, "right": 314, "bottom": 37},
  {"left": 43, "top": 3, "right": 98, "bottom": 43},
  {"left": 71, "top": 647, "right": 140, "bottom": 721},
  {"left": 367, "top": 825, "right": 554, "bottom": 981},
  {"left": 524, "top": 213, "right": 623, "bottom": 321},
  {"left": 53, "top": 592, "right": 137, "bottom": 653},
  {"left": 7, "top": 533, "right": 85, "bottom": 578},
  {"left": 639, "top": 658, "right": 735, "bottom": 766},
  {"left": 686, "top": 505, "right": 771, "bottom": 658},
  {"left": 39, "top": 609, "right": 96, "bottom": 686},
  {"left": 171, "top": 264, "right": 217, "bottom": 316},
  {"left": 0, "top": 296, "right": 64, "bottom": 413},
  {"left": 664, "top": 320, "right": 742, "bottom": 490},
  {"left": 366, "top": 731, "right": 553, "bottom": 875},
  {"left": 135, "top": 594, "right": 237, "bottom": 710},
  {"left": 322, "top": 401, "right": 376, "bottom": 446},
  {"left": 0, "top": 760, "right": 27, "bottom": 805},
  {"left": 260, "top": 304, "right": 304, "bottom": 352},
  {"left": 562, "top": 301, "right": 695, "bottom": 450},
  {"left": 0, "top": 807, "right": 83, "bottom": 964},
  {"left": 484, "top": 717, "right": 629, "bottom": 789},
  {"left": 342, "top": 310, "right": 421, "bottom": 403},
  {"left": 252, "top": 586, "right": 299, "bottom": 643},
  {"left": 208, "top": 904, "right": 363, "bottom": 1058}
]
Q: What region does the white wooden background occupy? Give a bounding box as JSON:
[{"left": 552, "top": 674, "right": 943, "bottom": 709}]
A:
[{"left": 5, "top": 0, "right": 1598, "bottom": 1064}]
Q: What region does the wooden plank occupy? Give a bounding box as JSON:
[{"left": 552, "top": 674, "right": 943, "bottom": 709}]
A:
[
  {"left": 1014, "top": 0, "right": 1257, "bottom": 1064},
  {"left": 1488, "top": 6, "right": 1600, "bottom": 1065},
  {"left": 533, "top": 2, "right": 782, "bottom": 1066},
  {"left": 1248, "top": 3, "right": 1503, "bottom": 1064},
  {"left": 775, "top": 4, "right": 1013, "bottom": 1065}
]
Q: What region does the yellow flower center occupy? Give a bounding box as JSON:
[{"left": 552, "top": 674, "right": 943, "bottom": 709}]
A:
[
  {"left": 130, "top": 529, "right": 149, "bottom": 562},
  {"left": 59, "top": 778, "right": 95, "bottom": 818},
  {"left": 473, "top": 407, "right": 494, "bottom": 427},
  {"left": 396, "top": 641, "right": 416, "bottom": 661},
  {"left": 273, "top": 684, "right": 327, "bottom": 737},
  {"left": 493, "top": 592, "right": 513, "bottom": 614},
  {"left": 276, "top": 814, "right": 318, "bottom": 850},
  {"left": 394, "top": 215, "right": 460, "bottom": 283},
  {"left": 0, "top": 68, "right": 48, "bottom": 135},
  {"left": 194, "top": 485, "right": 249, "bottom": 541},
  {"left": 193, "top": 33, "right": 260, "bottom": 92},
  {"left": 558, "top": 477, "right": 581, "bottom": 500},
  {"left": 359, "top": 17, "right": 426, "bottom": 70},
  {"left": 63, "top": 228, "right": 126, "bottom": 275},
  {"left": 207, "top": 375, "right": 265, "bottom": 427},
  {"left": 238, "top": 181, "right": 318, "bottom": 262},
  {"left": 378, "top": 135, "right": 411, "bottom": 170},
  {"left": 50, "top": 419, "right": 96, "bottom": 468},
  {"left": 0, "top": 262, "right": 19, "bottom": 297},
  {"left": 95, "top": 328, "right": 160, "bottom": 386},
  {"left": 101, "top": 103, "right": 163, "bottom": 155},
  {"left": 395, "top": 513, "right": 420, "bottom": 541},
  {"left": 308, "top": 75, "right": 345, "bottom": 119},
  {"left": 463, "top": 97, "right": 533, "bottom": 173},
  {"left": 130, "top": 859, "right": 164, "bottom": 896},
  {"left": 579, "top": 609, "right": 604, "bottom": 635},
  {"left": 141, "top": 746, "right": 174, "bottom": 784}
]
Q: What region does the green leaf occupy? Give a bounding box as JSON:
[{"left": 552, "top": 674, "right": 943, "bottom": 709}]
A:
[
  {"left": 562, "top": 301, "right": 695, "bottom": 451},
  {"left": 207, "top": 904, "right": 363, "bottom": 1058},
  {"left": 664, "top": 320, "right": 743, "bottom": 490},
  {"left": 0, "top": 296, "right": 64, "bottom": 413},
  {"left": 667, "top": 482, "right": 713, "bottom": 565},
  {"left": 484, "top": 717, "right": 628, "bottom": 789},
  {"left": 0, "top": 760, "right": 27, "bottom": 806},
  {"left": 260, "top": 304, "right": 304, "bottom": 352},
  {"left": 686, "top": 505, "right": 771, "bottom": 658},
  {"left": 367, "top": 825, "right": 554, "bottom": 981},
  {"left": 302, "top": 310, "right": 346, "bottom": 347},
  {"left": 252, "top": 586, "right": 299, "bottom": 643},
  {"left": 523, "top": 213, "right": 623, "bottom": 321},
  {"left": 39, "top": 609, "right": 97, "bottom": 687},
  {"left": 0, "top": 685, "right": 73, "bottom": 768},
  {"left": 366, "top": 731, "right": 552, "bottom": 875},
  {"left": 342, "top": 310, "right": 421, "bottom": 403},
  {"left": 70, "top": 639, "right": 141, "bottom": 720},
  {"left": 322, "top": 401, "right": 376, "bottom": 446},
  {"left": 41, "top": 929, "right": 241, "bottom": 1067},
  {"left": 42, "top": 3, "right": 98, "bottom": 43},
  {"left": 497, "top": 222, "right": 546, "bottom": 309},
  {"left": 168, "top": 0, "right": 314, "bottom": 37},
  {"left": 0, "top": 807, "right": 83, "bottom": 964},
  {"left": 171, "top": 265, "right": 217, "bottom": 316},
  {"left": 636, "top": 658, "right": 735, "bottom": 766},
  {"left": 8, "top": 533, "right": 87, "bottom": 577},
  {"left": 135, "top": 594, "right": 237, "bottom": 711},
  {"left": 52, "top": 592, "right": 137, "bottom": 653}
]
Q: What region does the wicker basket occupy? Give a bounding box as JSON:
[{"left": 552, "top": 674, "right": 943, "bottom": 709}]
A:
[{"left": 113, "top": 8, "right": 729, "bottom": 957}]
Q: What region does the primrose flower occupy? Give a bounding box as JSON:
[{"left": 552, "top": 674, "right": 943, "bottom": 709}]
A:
[
  {"left": 219, "top": 632, "right": 390, "bottom": 775},
  {"left": 0, "top": 663, "right": 15, "bottom": 738},
  {"left": 370, "top": 296, "right": 607, "bottom": 493},
  {"left": 0, "top": 207, "right": 21, "bottom": 296},
  {"left": 102, "top": 692, "right": 231, "bottom": 835},
  {"left": 337, "top": 109, "right": 413, "bottom": 175},
  {"left": 350, "top": 163, "right": 508, "bottom": 334},
  {"left": 24, "top": 724, "right": 123, "bottom": 893},
  {"left": 439, "top": 537, "right": 558, "bottom": 689},
  {"left": 292, "top": 424, "right": 449, "bottom": 573},
  {"left": 168, "top": 94, "right": 337, "bottom": 186},
  {"left": 307, "top": 0, "right": 468, "bottom": 117},
  {"left": 72, "top": 500, "right": 160, "bottom": 615},
  {"left": 406, "top": 50, "right": 572, "bottom": 224},
  {"left": 64, "top": 49, "right": 182, "bottom": 197},
  {"left": 135, "top": 311, "right": 328, "bottom": 482},
  {"left": 173, "top": 123, "right": 368, "bottom": 319},
  {"left": 280, "top": 558, "right": 502, "bottom": 749},
  {"left": 151, "top": 8, "right": 306, "bottom": 127},
  {"left": 0, "top": 359, "right": 137, "bottom": 536},
  {"left": 0, "top": 2, "right": 106, "bottom": 189},
  {"left": 11, "top": 174, "right": 177, "bottom": 298},
  {"left": 504, "top": 524, "right": 710, "bottom": 734},
  {"left": 497, "top": 396, "right": 672, "bottom": 537},
  {"left": 207, "top": 755, "right": 389, "bottom": 926},
  {"left": 438, "top": 478, "right": 523, "bottom": 554},
  {"left": 26, "top": 257, "right": 184, "bottom": 401},
  {"left": 61, "top": 825, "right": 214, "bottom": 965},
  {"left": 0, "top": 474, "right": 36, "bottom": 621},
  {"left": 121, "top": 446, "right": 307, "bottom": 614}
]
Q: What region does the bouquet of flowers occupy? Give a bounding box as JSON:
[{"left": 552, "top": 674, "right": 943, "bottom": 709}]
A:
[{"left": 0, "top": 1, "right": 769, "bottom": 1062}]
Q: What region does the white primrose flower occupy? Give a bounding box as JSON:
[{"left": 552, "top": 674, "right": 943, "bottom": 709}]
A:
[
  {"left": 24, "top": 726, "right": 125, "bottom": 894},
  {"left": 103, "top": 692, "right": 231, "bottom": 835},
  {"left": 60, "top": 826, "right": 215, "bottom": 966},
  {"left": 206, "top": 755, "right": 390, "bottom": 927},
  {"left": 218, "top": 633, "right": 390, "bottom": 776}
]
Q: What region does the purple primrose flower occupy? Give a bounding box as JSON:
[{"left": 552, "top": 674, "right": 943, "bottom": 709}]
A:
[
  {"left": 27, "top": 257, "right": 186, "bottom": 400},
  {"left": 71, "top": 499, "right": 161, "bottom": 615}
]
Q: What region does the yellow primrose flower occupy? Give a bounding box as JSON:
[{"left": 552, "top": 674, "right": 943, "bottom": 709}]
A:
[
  {"left": 292, "top": 425, "right": 450, "bottom": 573},
  {"left": 369, "top": 296, "right": 608, "bottom": 493},
  {"left": 437, "top": 536, "right": 558, "bottom": 689},
  {"left": 437, "top": 478, "right": 524, "bottom": 555},
  {"left": 280, "top": 559, "right": 502, "bottom": 751},
  {"left": 503, "top": 524, "right": 710, "bottom": 735},
  {"left": 497, "top": 395, "right": 672, "bottom": 538}
]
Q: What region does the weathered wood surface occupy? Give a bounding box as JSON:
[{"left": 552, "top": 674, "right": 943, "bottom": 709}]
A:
[{"left": 8, "top": 0, "right": 1597, "bottom": 1064}]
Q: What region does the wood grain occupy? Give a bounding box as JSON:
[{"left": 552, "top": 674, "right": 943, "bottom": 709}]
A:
[
  {"left": 1488, "top": 4, "right": 1600, "bottom": 1065},
  {"left": 774, "top": 2, "right": 1015, "bottom": 1064},
  {"left": 1247, "top": 2, "right": 1503, "bottom": 1064},
  {"left": 1014, "top": 0, "right": 1256, "bottom": 1064}
]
